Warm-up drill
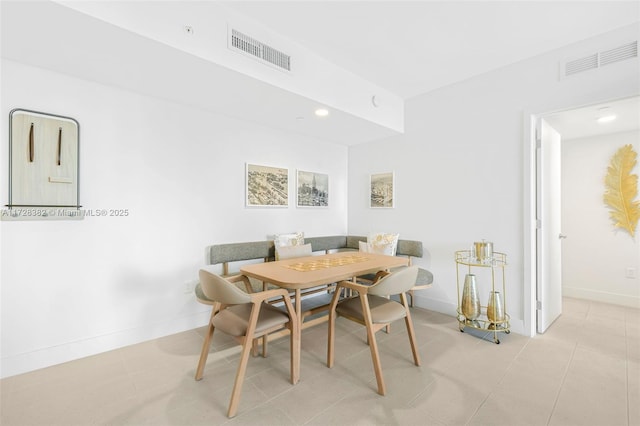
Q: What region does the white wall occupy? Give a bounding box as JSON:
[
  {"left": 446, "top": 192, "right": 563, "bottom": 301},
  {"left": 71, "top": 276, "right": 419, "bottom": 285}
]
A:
[
  {"left": 347, "top": 23, "right": 640, "bottom": 335},
  {"left": 562, "top": 130, "right": 640, "bottom": 307},
  {"left": 0, "top": 60, "right": 348, "bottom": 378}
]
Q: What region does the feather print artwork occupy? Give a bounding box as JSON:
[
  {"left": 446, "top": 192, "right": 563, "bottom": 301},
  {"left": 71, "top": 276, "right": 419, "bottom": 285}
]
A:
[{"left": 603, "top": 144, "right": 640, "bottom": 238}]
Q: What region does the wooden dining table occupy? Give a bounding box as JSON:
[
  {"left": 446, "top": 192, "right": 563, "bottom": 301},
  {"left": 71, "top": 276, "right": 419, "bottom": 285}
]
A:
[{"left": 240, "top": 251, "right": 409, "bottom": 377}]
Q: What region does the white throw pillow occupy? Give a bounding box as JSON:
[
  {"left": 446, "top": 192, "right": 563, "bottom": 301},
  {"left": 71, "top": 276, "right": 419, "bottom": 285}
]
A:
[
  {"left": 274, "top": 231, "right": 305, "bottom": 260},
  {"left": 274, "top": 231, "right": 304, "bottom": 247},
  {"left": 367, "top": 232, "right": 399, "bottom": 256},
  {"left": 276, "top": 243, "right": 312, "bottom": 260},
  {"left": 358, "top": 240, "right": 370, "bottom": 252}
]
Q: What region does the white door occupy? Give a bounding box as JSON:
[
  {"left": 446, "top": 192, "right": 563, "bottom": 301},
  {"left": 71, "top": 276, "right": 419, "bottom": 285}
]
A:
[{"left": 536, "top": 118, "right": 563, "bottom": 333}]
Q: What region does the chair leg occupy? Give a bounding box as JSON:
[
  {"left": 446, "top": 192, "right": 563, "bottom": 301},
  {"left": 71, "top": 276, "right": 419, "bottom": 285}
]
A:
[
  {"left": 251, "top": 339, "right": 258, "bottom": 357},
  {"left": 250, "top": 335, "right": 267, "bottom": 358},
  {"left": 366, "top": 325, "right": 385, "bottom": 395},
  {"left": 227, "top": 303, "right": 262, "bottom": 418},
  {"left": 227, "top": 336, "right": 254, "bottom": 418},
  {"left": 405, "top": 316, "right": 421, "bottom": 366},
  {"left": 401, "top": 293, "right": 421, "bottom": 366},
  {"left": 360, "top": 295, "right": 386, "bottom": 395},
  {"left": 195, "top": 308, "right": 217, "bottom": 381},
  {"left": 262, "top": 335, "right": 268, "bottom": 357}
]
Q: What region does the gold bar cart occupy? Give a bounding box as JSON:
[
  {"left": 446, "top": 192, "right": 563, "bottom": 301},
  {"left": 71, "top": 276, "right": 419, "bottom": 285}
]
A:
[{"left": 455, "top": 250, "right": 510, "bottom": 344}]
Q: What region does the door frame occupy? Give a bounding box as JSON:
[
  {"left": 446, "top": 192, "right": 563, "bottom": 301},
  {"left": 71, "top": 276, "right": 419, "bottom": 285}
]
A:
[
  {"left": 523, "top": 94, "right": 637, "bottom": 337},
  {"left": 536, "top": 118, "right": 564, "bottom": 333}
]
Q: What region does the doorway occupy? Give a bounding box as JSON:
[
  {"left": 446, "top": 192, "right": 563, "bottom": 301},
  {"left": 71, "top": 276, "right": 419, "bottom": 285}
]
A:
[{"left": 532, "top": 95, "right": 640, "bottom": 333}]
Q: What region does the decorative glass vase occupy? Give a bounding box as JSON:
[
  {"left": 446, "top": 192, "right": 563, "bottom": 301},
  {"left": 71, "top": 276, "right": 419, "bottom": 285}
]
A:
[
  {"left": 461, "top": 274, "right": 481, "bottom": 320},
  {"left": 487, "top": 290, "right": 504, "bottom": 323}
]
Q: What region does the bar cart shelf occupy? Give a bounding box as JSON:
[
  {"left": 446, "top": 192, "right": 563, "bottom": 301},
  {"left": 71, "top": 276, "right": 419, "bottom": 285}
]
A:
[{"left": 455, "top": 250, "right": 510, "bottom": 344}]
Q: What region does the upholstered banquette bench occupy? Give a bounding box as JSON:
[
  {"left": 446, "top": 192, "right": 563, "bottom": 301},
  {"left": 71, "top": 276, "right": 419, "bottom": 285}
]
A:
[
  {"left": 205, "top": 235, "right": 433, "bottom": 308},
  {"left": 201, "top": 236, "right": 433, "bottom": 333}
]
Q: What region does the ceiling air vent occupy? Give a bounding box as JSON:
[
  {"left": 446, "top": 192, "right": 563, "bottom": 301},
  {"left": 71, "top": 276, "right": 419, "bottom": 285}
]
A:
[
  {"left": 561, "top": 40, "right": 638, "bottom": 78},
  {"left": 230, "top": 29, "right": 291, "bottom": 72},
  {"left": 600, "top": 41, "right": 638, "bottom": 67},
  {"left": 565, "top": 53, "right": 598, "bottom": 76}
]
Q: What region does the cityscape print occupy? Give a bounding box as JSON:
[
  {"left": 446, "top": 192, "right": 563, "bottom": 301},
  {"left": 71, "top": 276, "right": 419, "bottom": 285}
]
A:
[
  {"left": 246, "top": 164, "right": 288, "bottom": 207},
  {"left": 370, "top": 172, "right": 394, "bottom": 208},
  {"left": 297, "top": 170, "right": 328, "bottom": 207}
]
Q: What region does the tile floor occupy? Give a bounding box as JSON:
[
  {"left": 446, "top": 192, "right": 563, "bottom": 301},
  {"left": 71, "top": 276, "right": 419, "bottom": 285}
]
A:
[{"left": 1, "top": 297, "right": 638, "bottom": 425}]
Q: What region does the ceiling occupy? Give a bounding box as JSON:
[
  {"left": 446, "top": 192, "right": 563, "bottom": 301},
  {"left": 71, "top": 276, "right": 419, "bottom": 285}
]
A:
[
  {"left": 3, "top": 1, "right": 639, "bottom": 145},
  {"left": 544, "top": 96, "right": 640, "bottom": 140},
  {"left": 222, "top": 1, "right": 640, "bottom": 99},
  {"left": 2, "top": 1, "right": 401, "bottom": 145}
]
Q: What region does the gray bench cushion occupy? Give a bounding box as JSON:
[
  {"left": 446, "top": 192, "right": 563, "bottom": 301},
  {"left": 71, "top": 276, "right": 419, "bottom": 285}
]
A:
[
  {"left": 346, "top": 235, "right": 367, "bottom": 249},
  {"left": 416, "top": 268, "right": 434, "bottom": 286},
  {"left": 397, "top": 240, "right": 423, "bottom": 258},
  {"left": 208, "top": 241, "right": 273, "bottom": 265},
  {"left": 305, "top": 236, "right": 348, "bottom": 252}
]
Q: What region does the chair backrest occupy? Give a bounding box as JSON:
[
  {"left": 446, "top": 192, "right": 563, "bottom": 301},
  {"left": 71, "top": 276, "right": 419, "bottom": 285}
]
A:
[
  {"left": 276, "top": 243, "right": 312, "bottom": 260},
  {"left": 305, "top": 236, "right": 348, "bottom": 253},
  {"left": 368, "top": 266, "right": 419, "bottom": 297},
  {"left": 396, "top": 240, "right": 423, "bottom": 258},
  {"left": 208, "top": 241, "right": 273, "bottom": 264},
  {"left": 199, "top": 269, "right": 252, "bottom": 305}
]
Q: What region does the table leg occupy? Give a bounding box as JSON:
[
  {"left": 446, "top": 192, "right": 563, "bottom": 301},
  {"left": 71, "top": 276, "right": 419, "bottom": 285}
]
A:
[
  {"left": 294, "top": 288, "right": 303, "bottom": 334},
  {"left": 294, "top": 288, "right": 302, "bottom": 382}
]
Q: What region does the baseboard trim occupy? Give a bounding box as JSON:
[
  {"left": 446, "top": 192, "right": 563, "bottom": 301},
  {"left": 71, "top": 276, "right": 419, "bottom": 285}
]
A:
[
  {"left": 563, "top": 287, "right": 640, "bottom": 308},
  {"left": 1, "top": 310, "right": 211, "bottom": 379}
]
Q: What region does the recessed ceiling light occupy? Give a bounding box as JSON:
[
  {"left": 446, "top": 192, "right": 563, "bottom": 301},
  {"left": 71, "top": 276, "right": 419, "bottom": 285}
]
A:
[
  {"left": 315, "top": 108, "right": 329, "bottom": 117},
  {"left": 597, "top": 114, "right": 617, "bottom": 123}
]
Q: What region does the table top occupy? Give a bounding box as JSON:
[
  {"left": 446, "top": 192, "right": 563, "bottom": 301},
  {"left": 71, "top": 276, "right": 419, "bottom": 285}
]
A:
[{"left": 240, "top": 251, "right": 409, "bottom": 289}]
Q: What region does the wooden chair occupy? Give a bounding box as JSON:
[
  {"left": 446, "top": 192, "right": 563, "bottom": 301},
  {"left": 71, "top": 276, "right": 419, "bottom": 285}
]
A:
[
  {"left": 327, "top": 266, "right": 421, "bottom": 395},
  {"left": 194, "top": 269, "right": 299, "bottom": 418}
]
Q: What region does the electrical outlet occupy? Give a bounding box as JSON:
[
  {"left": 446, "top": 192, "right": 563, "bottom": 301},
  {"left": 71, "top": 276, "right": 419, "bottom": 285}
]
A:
[{"left": 626, "top": 267, "right": 637, "bottom": 279}]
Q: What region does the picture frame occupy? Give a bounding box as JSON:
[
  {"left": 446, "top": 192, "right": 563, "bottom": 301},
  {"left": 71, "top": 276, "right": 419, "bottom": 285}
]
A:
[
  {"left": 370, "top": 172, "right": 394, "bottom": 208},
  {"left": 246, "top": 163, "right": 289, "bottom": 207},
  {"left": 297, "top": 170, "right": 329, "bottom": 207}
]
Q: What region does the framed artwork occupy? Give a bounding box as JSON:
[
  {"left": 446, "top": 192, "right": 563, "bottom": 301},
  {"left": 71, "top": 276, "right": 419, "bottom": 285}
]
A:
[
  {"left": 297, "top": 170, "right": 329, "bottom": 207},
  {"left": 246, "top": 163, "right": 288, "bottom": 207},
  {"left": 370, "top": 172, "right": 394, "bottom": 208},
  {"left": 3, "top": 109, "right": 82, "bottom": 221}
]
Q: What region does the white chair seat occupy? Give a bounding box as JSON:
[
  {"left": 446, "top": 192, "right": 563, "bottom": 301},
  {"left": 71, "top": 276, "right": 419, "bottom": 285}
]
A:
[
  {"left": 336, "top": 295, "right": 407, "bottom": 324},
  {"left": 213, "top": 303, "right": 290, "bottom": 337}
]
